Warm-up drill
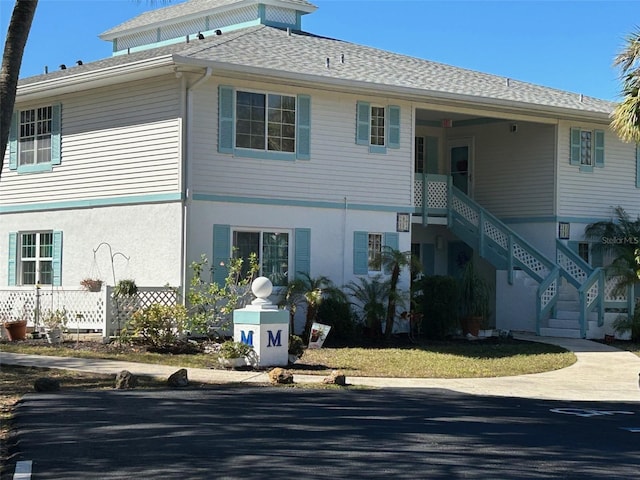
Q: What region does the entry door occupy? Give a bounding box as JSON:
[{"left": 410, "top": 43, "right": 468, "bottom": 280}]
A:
[{"left": 449, "top": 138, "right": 473, "bottom": 196}]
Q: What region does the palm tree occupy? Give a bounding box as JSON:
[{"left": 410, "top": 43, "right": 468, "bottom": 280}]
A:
[
  {"left": 379, "top": 246, "right": 421, "bottom": 338},
  {"left": 1, "top": 0, "right": 39, "bottom": 173},
  {"left": 584, "top": 206, "right": 640, "bottom": 293},
  {"left": 282, "top": 273, "right": 344, "bottom": 340},
  {"left": 345, "top": 276, "right": 389, "bottom": 338},
  {"left": 611, "top": 27, "right": 640, "bottom": 143}
]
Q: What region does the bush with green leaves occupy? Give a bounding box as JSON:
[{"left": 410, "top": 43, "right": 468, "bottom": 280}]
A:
[
  {"left": 187, "top": 252, "right": 259, "bottom": 335},
  {"left": 613, "top": 305, "right": 640, "bottom": 342},
  {"left": 218, "top": 340, "right": 255, "bottom": 359},
  {"left": 127, "top": 303, "right": 188, "bottom": 348},
  {"left": 316, "top": 296, "right": 358, "bottom": 342},
  {"left": 414, "top": 275, "right": 459, "bottom": 340}
]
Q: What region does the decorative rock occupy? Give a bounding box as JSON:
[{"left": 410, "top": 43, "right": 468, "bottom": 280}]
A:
[
  {"left": 34, "top": 377, "right": 60, "bottom": 392},
  {"left": 323, "top": 370, "right": 347, "bottom": 386},
  {"left": 114, "top": 370, "right": 137, "bottom": 389},
  {"left": 268, "top": 367, "right": 294, "bottom": 385},
  {"left": 167, "top": 368, "right": 189, "bottom": 388}
]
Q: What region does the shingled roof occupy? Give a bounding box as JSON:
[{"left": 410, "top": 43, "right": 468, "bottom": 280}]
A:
[
  {"left": 100, "top": 0, "right": 316, "bottom": 38},
  {"left": 20, "top": 24, "right": 614, "bottom": 118}
]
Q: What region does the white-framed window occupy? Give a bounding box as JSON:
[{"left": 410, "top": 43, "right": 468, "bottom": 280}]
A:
[
  {"left": 20, "top": 232, "right": 54, "bottom": 285},
  {"left": 370, "top": 106, "right": 385, "bottom": 147},
  {"left": 233, "top": 229, "right": 290, "bottom": 286},
  {"left": 570, "top": 127, "right": 604, "bottom": 171},
  {"left": 236, "top": 91, "right": 296, "bottom": 153},
  {"left": 577, "top": 242, "right": 590, "bottom": 264},
  {"left": 368, "top": 233, "right": 382, "bottom": 272},
  {"left": 19, "top": 106, "right": 53, "bottom": 166}
]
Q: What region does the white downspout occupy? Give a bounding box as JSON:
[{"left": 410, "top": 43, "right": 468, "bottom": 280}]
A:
[{"left": 181, "top": 67, "right": 213, "bottom": 303}]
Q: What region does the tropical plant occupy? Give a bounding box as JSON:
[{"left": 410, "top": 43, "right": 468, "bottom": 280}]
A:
[
  {"left": 612, "top": 306, "right": 640, "bottom": 342},
  {"left": 281, "top": 273, "right": 345, "bottom": 340},
  {"left": 585, "top": 206, "right": 640, "bottom": 294},
  {"left": 458, "top": 261, "right": 492, "bottom": 324},
  {"left": 1, "top": 0, "right": 39, "bottom": 174},
  {"left": 316, "top": 296, "right": 358, "bottom": 342},
  {"left": 127, "top": 303, "right": 188, "bottom": 348},
  {"left": 379, "top": 247, "right": 421, "bottom": 338},
  {"left": 611, "top": 27, "right": 640, "bottom": 144},
  {"left": 114, "top": 279, "right": 138, "bottom": 297},
  {"left": 187, "top": 252, "right": 259, "bottom": 335},
  {"left": 413, "top": 275, "right": 459, "bottom": 340},
  {"left": 218, "top": 340, "right": 254, "bottom": 359},
  {"left": 345, "top": 275, "right": 389, "bottom": 338}
]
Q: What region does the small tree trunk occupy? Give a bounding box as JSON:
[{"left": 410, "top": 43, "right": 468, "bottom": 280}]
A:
[{"left": 384, "top": 265, "right": 400, "bottom": 338}]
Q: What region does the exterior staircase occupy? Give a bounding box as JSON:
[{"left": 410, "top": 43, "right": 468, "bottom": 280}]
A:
[{"left": 418, "top": 174, "right": 608, "bottom": 338}]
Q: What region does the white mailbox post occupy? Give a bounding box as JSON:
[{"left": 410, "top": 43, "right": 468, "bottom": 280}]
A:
[{"left": 233, "top": 277, "right": 289, "bottom": 367}]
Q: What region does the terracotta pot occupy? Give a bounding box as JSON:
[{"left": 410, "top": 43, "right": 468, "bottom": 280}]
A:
[
  {"left": 461, "top": 316, "right": 482, "bottom": 337},
  {"left": 4, "top": 320, "right": 28, "bottom": 341}
]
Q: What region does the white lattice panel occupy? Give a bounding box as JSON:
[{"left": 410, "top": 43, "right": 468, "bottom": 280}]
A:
[
  {"left": 586, "top": 282, "right": 599, "bottom": 307},
  {"left": 414, "top": 180, "right": 423, "bottom": 208},
  {"left": 117, "top": 30, "right": 158, "bottom": 50},
  {"left": 484, "top": 221, "right": 508, "bottom": 249},
  {"left": 605, "top": 276, "right": 627, "bottom": 302},
  {"left": 427, "top": 181, "right": 448, "bottom": 209},
  {"left": 160, "top": 18, "right": 208, "bottom": 41},
  {"left": 452, "top": 196, "right": 479, "bottom": 226},
  {"left": 214, "top": 6, "right": 258, "bottom": 29},
  {"left": 556, "top": 251, "right": 588, "bottom": 284},
  {"left": 540, "top": 279, "right": 557, "bottom": 309},
  {"left": 265, "top": 6, "right": 297, "bottom": 24},
  {"left": 512, "top": 243, "right": 549, "bottom": 278}
]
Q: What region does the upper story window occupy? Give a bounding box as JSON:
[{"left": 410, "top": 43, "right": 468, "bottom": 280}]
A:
[
  {"left": 9, "top": 104, "right": 62, "bottom": 173},
  {"left": 356, "top": 101, "right": 400, "bottom": 154},
  {"left": 570, "top": 127, "right": 604, "bottom": 172},
  {"left": 236, "top": 92, "right": 296, "bottom": 153},
  {"left": 218, "top": 86, "right": 310, "bottom": 161}
]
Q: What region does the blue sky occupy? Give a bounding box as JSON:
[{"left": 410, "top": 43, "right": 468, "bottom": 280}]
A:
[{"left": 1, "top": 0, "right": 636, "bottom": 101}]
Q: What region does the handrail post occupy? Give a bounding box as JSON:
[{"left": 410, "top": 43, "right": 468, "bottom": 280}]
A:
[
  {"left": 422, "top": 173, "right": 428, "bottom": 226},
  {"left": 507, "top": 234, "right": 514, "bottom": 285}
]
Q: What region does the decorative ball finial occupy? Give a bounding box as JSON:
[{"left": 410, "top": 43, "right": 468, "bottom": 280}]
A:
[{"left": 251, "top": 277, "right": 274, "bottom": 308}]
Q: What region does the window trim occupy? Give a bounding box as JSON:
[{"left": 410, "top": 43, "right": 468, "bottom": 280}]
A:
[
  {"left": 9, "top": 104, "right": 62, "bottom": 173},
  {"left": 232, "top": 228, "right": 292, "bottom": 287},
  {"left": 218, "top": 85, "right": 310, "bottom": 161},
  {"left": 570, "top": 127, "right": 604, "bottom": 172},
  {"left": 8, "top": 231, "right": 62, "bottom": 286},
  {"left": 356, "top": 101, "right": 400, "bottom": 154}
]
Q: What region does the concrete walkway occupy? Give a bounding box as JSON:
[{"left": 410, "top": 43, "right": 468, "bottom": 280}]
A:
[{"left": 2, "top": 333, "right": 639, "bottom": 402}]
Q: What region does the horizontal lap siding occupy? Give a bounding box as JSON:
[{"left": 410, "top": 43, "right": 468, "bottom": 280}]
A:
[
  {"left": 557, "top": 120, "right": 639, "bottom": 219},
  {"left": 191, "top": 80, "right": 411, "bottom": 208},
  {"left": 463, "top": 122, "right": 555, "bottom": 219},
  {"left": 2, "top": 76, "right": 182, "bottom": 206}
]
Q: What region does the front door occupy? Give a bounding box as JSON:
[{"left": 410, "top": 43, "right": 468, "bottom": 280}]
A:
[{"left": 449, "top": 138, "right": 473, "bottom": 196}]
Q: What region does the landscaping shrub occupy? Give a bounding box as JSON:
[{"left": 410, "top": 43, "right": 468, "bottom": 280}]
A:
[
  {"left": 127, "top": 303, "right": 189, "bottom": 348},
  {"left": 414, "top": 275, "right": 459, "bottom": 340},
  {"left": 317, "top": 297, "right": 358, "bottom": 342}
]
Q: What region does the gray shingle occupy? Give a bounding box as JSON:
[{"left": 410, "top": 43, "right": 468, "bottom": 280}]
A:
[
  {"left": 21, "top": 25, "right": 614, "bottom": 117},
  {"left": 101, "top": 0, "right": 316, "bottom": 37}
]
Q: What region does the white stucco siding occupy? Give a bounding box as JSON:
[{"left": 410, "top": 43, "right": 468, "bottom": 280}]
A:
[
  {"left": 557, "top": 120, "right": 639, "bottom": 220},
  {"left": 187, "top": 200, "right": 410, "bottom": 290},
  {"left": 0, "top": 203, "right": 183, "bottom": 287},
  {"left": 457, "top": 121, "right": 556, "bottom": 219},
  {"left": 1, "top": 76, "right": 182, "bottom": 207},
  {"left": 189, "top": 78, "right": 412, "bottom": 208}
]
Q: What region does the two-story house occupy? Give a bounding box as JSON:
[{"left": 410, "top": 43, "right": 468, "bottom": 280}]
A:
[{"left": 2, "top": 0, "right": 638, "bottom": 338}]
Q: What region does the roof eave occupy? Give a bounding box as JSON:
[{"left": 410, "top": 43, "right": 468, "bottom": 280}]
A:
[{"left": 172, "top": 55, "right": 613, "bottom": 124}]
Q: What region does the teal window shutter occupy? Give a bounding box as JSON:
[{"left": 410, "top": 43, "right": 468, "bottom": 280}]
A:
[
  {"left": 387, "top": 106, "right": 400, "bottom": 149},
  {"left": 570, "top": 127, "right": 581, "bottom": 166},
  {"left": 426, "top": 136, "right": 439, "bottom": 174},
  {"left": 9, "top": 112, "right": 18, "bottom": 170},
  {"left": 636, "top": 144, "right": 640, "bottom": 188},
  {"left": 296, "top": 94, "right": 311, "bottom": 160},
  {"left": 51, "top": 104, "right": 62, "bottom": 165},
  {"left": 213, "top": 224, "right": 231, "bottom": 285},
  {"left": 353, "top": 231, "right": 369, "bottom": 274},
  {"left": 294, "top": 228, "right": 311, "bottom": 278},
  {"left": 594, "top": 129, "right": 604, "bottom": 167},
  {"left": 218, "top": 86, "right": 234, "bottom": 154},
  {"left": 8, "top": 232, "right": 17, "bottom": 286},
  {"left": 52, "top": 231, "right": 63, "bottom": 286},
  {"left": 356, "top": 101, "right": 370, "bottom": 145}
]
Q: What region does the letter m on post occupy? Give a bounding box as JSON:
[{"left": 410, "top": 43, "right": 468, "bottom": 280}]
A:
[
  {"left": 241, "top": 330, "right": 254, "bottom": 346},
  {"left": 267, "top": 330, "right": 282, "bottom": 347}
]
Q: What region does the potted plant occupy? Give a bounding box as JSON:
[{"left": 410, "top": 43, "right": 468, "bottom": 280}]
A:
[
  {"left": 114, "top": 279, "right": 138, "bottom": 297},
  {"left": 458, "top": 261, "right": 492, "bottom": 337},
  {"left": 42, "top": 309, "right": 68, "bottom": 344},
  {"left": 288, "top": 334, "right": 305, "bottom": 364},
  {"left": 218, "top": 340, "right": 254, "bottom": 368},
  {"left": 2, "top": 317, "right": 28, "bottom": 341},
  {"left": 80, "top": 278, "right": 103, "bottom": 292}
]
